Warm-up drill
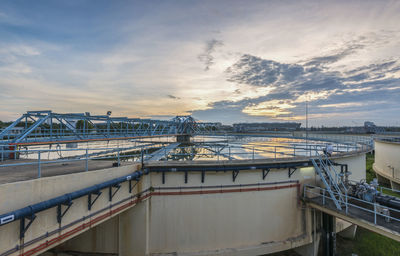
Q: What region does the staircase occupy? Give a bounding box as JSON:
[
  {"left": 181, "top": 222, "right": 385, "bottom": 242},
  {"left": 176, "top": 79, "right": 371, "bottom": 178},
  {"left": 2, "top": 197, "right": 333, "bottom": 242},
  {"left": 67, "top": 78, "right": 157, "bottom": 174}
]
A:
[{"left": 311, "top": 152, "right": 348, "bottom": 210}]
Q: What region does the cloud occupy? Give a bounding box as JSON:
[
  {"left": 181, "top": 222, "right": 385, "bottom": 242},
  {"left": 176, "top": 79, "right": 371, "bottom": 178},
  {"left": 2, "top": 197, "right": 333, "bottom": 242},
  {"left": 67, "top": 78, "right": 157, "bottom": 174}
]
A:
[
  {"left": 193, "top": 36, "right": 400, "bottom": 124},
  {"left": 226, "top": 54, "right": 305, "bottom": 86},
  {"left": 198, "top": 39, "right": 224, "bottom": 71},
  {"left": 167, "top": 94, "right": 180, "bottom": 100},
  {"left": 304, "top": 41, "right": 364, "bottom": 68},
  {"left": 243, "top": 100, "right": 296, "bottom": 117}
]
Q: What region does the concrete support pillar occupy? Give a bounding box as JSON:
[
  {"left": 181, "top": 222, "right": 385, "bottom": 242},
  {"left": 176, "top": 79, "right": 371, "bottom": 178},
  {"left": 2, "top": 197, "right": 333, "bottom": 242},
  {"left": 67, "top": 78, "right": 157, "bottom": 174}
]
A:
[
  {"left": 56, "top": 215, "right": 119, "bottom": 254},
  {"left": 338, "top": 224, "right": 357, "bottom": 240},
  {"left": 294, "top": 233, "right": 321, "bottom": 256},
  {"left": 390, "top": 180, "right": 400, "bottom": 191},
  {"left": 118, "top": 201, "right": 148, "bottom": 256}
]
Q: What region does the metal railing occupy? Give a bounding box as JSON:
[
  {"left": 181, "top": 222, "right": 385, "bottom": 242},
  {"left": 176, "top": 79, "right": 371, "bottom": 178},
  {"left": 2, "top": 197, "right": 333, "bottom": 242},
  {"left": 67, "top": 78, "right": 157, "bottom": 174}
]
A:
[
  {"left": 0, "top": 146, "right": 153, "bottom": 178},
  {"left": 0, "top": 140, "right": 370, "bottom": 180},
  {"left": 304, "top": 184, "right": 400, "bottom": 227}
]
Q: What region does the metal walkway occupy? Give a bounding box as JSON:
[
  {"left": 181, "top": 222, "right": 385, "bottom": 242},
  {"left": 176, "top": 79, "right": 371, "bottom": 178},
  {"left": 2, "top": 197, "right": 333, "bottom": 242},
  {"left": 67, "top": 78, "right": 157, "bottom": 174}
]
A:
[
  {"left": 145, "top": 143, "right": 180, "bottom": 161},
  {"left": 304, "top": 185, "right": 400, "bottom": 242}
]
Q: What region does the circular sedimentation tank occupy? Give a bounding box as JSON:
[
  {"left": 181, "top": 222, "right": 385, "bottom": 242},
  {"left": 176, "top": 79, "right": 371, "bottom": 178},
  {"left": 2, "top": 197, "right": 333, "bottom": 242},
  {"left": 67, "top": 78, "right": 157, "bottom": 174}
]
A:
[
  {"left": 121, "top": 134, "right": 371, "bottom": 255},
  {"left": 0, "top": 134, "right": 373, "bottom": 256},
  {"left": 374, "top": 137, "right": 400, "bottom": 190}
]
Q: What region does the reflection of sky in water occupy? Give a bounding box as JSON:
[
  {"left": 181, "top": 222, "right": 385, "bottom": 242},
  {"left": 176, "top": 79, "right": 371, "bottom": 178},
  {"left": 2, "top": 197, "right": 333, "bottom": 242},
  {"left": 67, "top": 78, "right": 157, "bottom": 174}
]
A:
[
  {"left": 16, "top": 135, "right": 355, "bottom": 161},
  {"left": 18, "top": 136, "right": 176, "bottom": 160},
  {"left": 170, "top": 136, "right": 354, "bottom": 161}
]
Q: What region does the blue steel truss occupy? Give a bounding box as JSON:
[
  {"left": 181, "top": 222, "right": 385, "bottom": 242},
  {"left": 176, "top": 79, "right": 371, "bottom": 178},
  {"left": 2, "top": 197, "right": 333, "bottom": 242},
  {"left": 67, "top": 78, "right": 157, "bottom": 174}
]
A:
[{"left": 0, "top": 111, "right": 220, "bottom": 145}]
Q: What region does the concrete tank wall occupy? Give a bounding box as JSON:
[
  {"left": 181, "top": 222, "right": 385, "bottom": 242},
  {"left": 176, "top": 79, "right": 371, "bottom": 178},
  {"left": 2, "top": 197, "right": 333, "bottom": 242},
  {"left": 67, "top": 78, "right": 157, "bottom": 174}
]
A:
[
  {"left": 374, "top": 140, "right": 400, "bottom": 184},
  {"left": 334, "top": 152, "right": 366, "bottom": 182},
  {"left": 147, "top": 171, "right": 306, "bottom": 255},
  {"left": 0, "top": 164, "right": 142, "bottom": 255}
]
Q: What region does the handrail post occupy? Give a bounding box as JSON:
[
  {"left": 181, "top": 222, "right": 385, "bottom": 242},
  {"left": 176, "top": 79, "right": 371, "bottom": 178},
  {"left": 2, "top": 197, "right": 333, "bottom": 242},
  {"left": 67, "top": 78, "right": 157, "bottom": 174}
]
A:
[
  {"left": 274, "top": 146, "right": 276, "bottom": 159},
  {"left": 38, "top": 151, "right": 41, "bottom": 178},
  {"left": 85, "top": 148, "right": 89, "bottom": 172},
  {"left": 252, "top": 147, "right": 255, "bottom": 160},
  {"left": 323, "top": 189, "right": 325, "bottom": 205},
  {"left": 117, "top": 148, "right": 120, "bottom": 166},
  {"left": 374, "top": 203, "right": 377, "bottom": 224},
  {"left": 228, "top": 146, "right": 231, "bottom": 161}
]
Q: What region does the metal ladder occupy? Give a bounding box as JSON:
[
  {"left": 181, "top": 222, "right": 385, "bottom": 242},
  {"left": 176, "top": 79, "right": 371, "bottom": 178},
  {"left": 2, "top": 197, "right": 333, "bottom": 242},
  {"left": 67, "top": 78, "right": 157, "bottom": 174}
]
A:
[{"left": 311, "top": 152, "right": 347, "bottom": 210}]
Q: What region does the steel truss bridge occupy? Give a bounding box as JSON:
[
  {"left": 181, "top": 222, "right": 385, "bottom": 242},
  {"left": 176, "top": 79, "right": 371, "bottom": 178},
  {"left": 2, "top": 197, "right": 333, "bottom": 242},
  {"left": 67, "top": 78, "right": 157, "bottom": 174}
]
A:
[{"left": 0, "top": 111, "right": 221, "bottom": 146}]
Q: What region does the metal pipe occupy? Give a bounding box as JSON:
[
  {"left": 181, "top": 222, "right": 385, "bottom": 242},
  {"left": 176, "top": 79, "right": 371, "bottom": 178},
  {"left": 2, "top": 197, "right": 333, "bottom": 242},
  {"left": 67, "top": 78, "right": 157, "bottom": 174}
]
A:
[{"left": 0, "top": 170, "right": 145, "bottom": 226}]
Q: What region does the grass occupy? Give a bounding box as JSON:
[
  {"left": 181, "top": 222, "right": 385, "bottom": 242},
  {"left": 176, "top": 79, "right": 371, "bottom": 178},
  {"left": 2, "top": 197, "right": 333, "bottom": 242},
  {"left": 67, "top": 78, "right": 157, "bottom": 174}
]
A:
[
  {"left": 379, "top": 186, "right": 400, "bottom": 198},
  {"left": 337, "top": 227, "right": 400, "bottom": 256},
  {"left": 365, "top": 152, "right": 376, "bottom": 183}
]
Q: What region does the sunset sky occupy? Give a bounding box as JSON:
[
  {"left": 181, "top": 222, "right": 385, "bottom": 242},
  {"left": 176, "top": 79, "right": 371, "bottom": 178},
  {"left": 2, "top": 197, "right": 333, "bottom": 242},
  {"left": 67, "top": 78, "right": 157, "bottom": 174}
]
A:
[{"left": 1, "top": 0, "right": 400, "bottom": 126}]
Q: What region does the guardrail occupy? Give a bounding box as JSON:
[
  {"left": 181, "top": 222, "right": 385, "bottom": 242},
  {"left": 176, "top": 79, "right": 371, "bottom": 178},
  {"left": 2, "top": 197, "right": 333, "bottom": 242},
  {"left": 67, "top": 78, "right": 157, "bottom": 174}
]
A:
[
  {"left": 303, "top": 184, "right": 400, "bottom": 227},
  {"left": 375, "top": 137, "right": 400, "bottom": 143},
  {"left": 0, "top": 145, "right": 154, "bottom": 178},
  {"left": 0, "top": 140, "right": 370, "bottom": 181}
]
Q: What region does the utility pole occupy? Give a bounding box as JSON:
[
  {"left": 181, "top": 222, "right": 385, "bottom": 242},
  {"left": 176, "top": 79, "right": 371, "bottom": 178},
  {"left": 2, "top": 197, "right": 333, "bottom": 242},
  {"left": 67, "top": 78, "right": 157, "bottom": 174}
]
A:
[{"left": 306, "top": 98, "right": 308, "bottom": 146}]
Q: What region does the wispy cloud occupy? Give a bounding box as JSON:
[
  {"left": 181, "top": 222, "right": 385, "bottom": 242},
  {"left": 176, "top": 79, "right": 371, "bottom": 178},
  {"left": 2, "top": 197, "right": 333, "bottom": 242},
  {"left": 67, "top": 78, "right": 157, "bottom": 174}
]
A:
[
  {"left": 167, "top": 94, "right": 180, "bottom": 100},
  {"left": 198, "top": 39, "right": 224, "bottom": 71}
]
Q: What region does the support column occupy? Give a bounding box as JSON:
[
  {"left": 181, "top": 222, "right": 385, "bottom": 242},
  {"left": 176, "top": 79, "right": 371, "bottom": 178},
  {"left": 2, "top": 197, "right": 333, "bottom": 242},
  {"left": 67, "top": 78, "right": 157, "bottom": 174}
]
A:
[
  {"left": 176, "top": 134, "right": 191, "bottom": 143},
  {"left": 390, "top": 180, "right": 400, "bottom": 191},
  {"left": 338, "top": 224, "right": 357, "bottom": 239},
  {"left": 322, "top": 213, "right": 336, "bottom": 256},
  {"left": 118, "top": 200, "right": 148, "bottom": 256},
  {"left": 295, "top": 208, "right": 320, "bottom": 256}
]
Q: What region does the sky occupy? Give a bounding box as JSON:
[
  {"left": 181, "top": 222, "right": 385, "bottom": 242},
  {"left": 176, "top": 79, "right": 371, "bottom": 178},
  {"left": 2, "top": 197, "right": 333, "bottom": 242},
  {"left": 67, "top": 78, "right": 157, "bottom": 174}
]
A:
[{"left": 0, "top": 0, "right": 400, "bottom": 126}]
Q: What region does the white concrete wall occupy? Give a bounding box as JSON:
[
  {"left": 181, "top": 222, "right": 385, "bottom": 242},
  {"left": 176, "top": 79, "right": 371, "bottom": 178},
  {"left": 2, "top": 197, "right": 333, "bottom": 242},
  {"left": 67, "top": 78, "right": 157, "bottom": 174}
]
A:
[
  {"left": 334, "top": 153, "right": 366, "bottom": 182},
  {"left": 374, "top": 140, "right": 400, "bottom": 182},
  {"left": 147, "top": 184, "right": 303, "bottom": 255}
]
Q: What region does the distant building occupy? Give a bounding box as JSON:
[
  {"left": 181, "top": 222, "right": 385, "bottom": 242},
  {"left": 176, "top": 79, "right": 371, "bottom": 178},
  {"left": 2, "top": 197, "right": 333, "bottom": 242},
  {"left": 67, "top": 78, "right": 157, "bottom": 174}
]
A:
[
  {"left": 219, "top": 125, "right": 234, "bottom": 132},
  {"left": 0, "top": 126, "right": 42, "bottom": 135},
  {"left": 364, "top": 121, "right": 385, "bottom": 134},
  {"left": 233, "top": 122, "right": 301, "bottom": 133}
]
